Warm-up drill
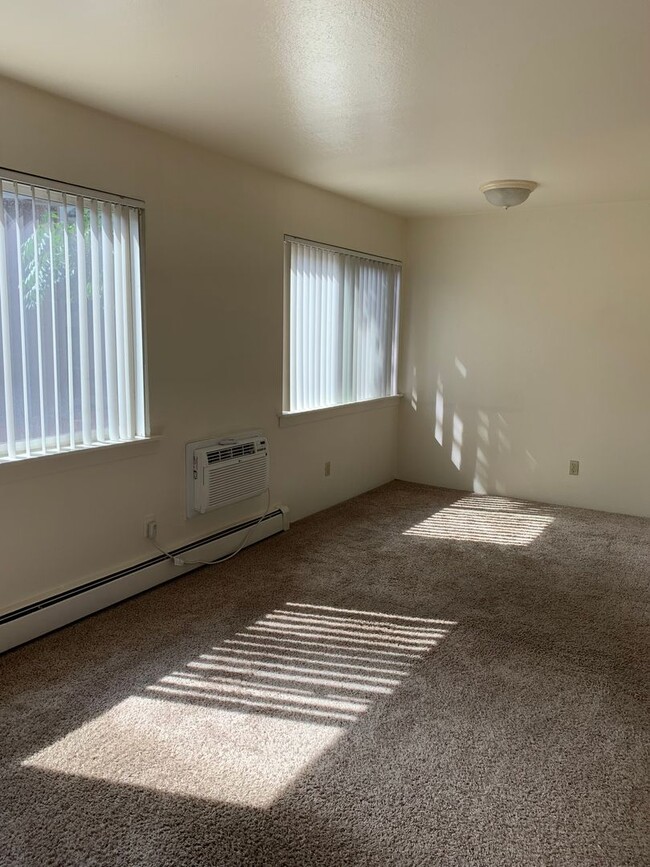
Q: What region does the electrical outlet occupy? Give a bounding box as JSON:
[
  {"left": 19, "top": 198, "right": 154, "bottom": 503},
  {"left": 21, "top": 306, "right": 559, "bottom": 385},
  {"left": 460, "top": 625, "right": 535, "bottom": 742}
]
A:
[
  {"left": 569, "top": 460, "right": 580, "bottom": 476},
  {"left": 324, "top": 461, "right": 331, "bottom": 477},
  {"left": 144, "top": 515, "right": 158, "bottom": 539}
]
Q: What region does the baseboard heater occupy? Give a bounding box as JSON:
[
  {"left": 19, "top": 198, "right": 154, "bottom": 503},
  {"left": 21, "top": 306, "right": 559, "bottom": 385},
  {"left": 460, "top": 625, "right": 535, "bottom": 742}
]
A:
[{"left": 0, "top": 506, "right": 289, "bottom": 655}]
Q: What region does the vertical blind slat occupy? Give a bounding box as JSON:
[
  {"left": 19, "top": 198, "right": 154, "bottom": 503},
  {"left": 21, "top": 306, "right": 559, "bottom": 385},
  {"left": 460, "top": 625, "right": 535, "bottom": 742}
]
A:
[
  {"left": 130, "top": 210, "right": 146, "bottom": 438},
  {"left": 352, "top": 261, "right": 360, "bottom": 402},
  {"left": 364, "top": 263, "right": 371, "bottom": 400},
  {"left": 12, "top": 184, "right": 30, "bottom": 456},
  {"left": 89, "top": 199, "right": 105, "bottom": 442},
  {"left": 301, "top": 244, "right": 308, "bottom": 410},
  {"left": 296, "top": 243, "right": 303, "bottom": 409},
  {"left": 62, "top": 194, "right": 76, "bottom": 449},
  {"left": 289, "top": 244, "right": 297, "bottom": 412},
  {"left": 101, "top": 202, "right": 119, "bottom": 442},
  {"left": 376, "top": 267, "right": 384, "bottom": 395},
  {"left": 120, "top": 208, "right": 135, "bottom": 439},
  {"left": 335, "top": 255, "right": 345, "bottom": 404},
  {"left": 310, "top": 247, "right": 317, "bottom": 410},
  {"left": 0, "top": 194, "right": 15, "bottom": 458},
  {"left": 342, "top": 256, "right": 355, "bottom": 404},
  {"left": 364, "top": 262, "right": 370, "bottom": 398},
  {"left": 351, "top": 259, "right": 360, "bottom": 403},
  {"left": 299, "top": 242, "right": 305, "bottom": 409},
  {"left": 381, "top": 268, "right": 390, "bottom": 395},
  {"left": 46, "top": 191, "right": 61, "bottom": 450},
  {"left": 315, "top": 248, "right": 321, "bottom": 410},
  {"left": 391, "top": 267, "right": 400, "bottom": 395},
  {"left": 355, "top": 265, "right": 368, "bottom": 400},
  {"left": 298, "top": 243, "right": 305, "bottom": 409},
  {"left": 307, "top": 248, "right": 312, "bottom": 409},
  {"left": 75, "top": 196, "right": 91, "bottom": 446},
  {"left": 29, "top": 188, "right": 46, "bottom": 453},
  {"left": 112, "top": 205, "right": 127, "bottom": 440},
  {"left": 325, "top": 252, "right": 333, "bottom": 406}
]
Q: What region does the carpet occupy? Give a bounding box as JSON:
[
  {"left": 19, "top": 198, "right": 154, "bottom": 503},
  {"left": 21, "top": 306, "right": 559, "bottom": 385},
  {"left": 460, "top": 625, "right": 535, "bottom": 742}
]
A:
[{"left": 0, "top": 481, "right": 648, "bottom": 866}]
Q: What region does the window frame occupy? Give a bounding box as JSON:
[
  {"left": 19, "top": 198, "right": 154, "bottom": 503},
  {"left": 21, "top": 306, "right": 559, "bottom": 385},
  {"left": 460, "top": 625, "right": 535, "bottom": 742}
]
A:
[
  {"left": 282, "top": 235, "right": 401, "bottom": 417},
  {"left": 0, "top": 166, "right": 150, "bottom": 464}
]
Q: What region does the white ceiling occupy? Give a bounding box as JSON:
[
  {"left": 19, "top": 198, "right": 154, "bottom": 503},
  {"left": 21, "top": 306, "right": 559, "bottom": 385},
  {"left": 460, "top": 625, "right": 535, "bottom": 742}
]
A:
[{"left": 1, "top": 0, "right": 649, "bottom": 215}]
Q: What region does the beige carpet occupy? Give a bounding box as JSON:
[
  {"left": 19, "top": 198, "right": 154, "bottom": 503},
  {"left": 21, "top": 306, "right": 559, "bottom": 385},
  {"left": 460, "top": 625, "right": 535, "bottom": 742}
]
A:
[{"left": 0, "top": 481, "right": 648, "bottom": 866}]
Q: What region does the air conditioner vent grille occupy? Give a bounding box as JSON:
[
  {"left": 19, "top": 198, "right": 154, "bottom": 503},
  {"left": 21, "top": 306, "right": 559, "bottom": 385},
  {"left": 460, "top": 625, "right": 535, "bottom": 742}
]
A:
[
  {"left": 206, "top": 457, "right": 269, "bottom": 510},
  {"left": 207, "top": 442, "right": 256, "bottom": 464}
]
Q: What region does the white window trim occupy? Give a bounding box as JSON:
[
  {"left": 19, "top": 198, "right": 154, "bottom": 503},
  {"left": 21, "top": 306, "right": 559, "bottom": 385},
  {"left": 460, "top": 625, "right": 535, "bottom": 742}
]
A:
[
  {"left": 282, "top": 236, "right": 401, "bottom": 415},
  {"left": 278, "top": 394, "right": 402, "bottom": 428},
  {"left": 0, "top": 166, "right": 150, "bottom": 464},
  {"left": 0, "top": 434, "right": 162, "bottom": 484}
]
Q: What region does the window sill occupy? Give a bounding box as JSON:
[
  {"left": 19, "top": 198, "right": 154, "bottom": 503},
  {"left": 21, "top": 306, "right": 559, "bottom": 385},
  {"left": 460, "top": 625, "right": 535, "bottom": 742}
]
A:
[
  {"left": 278, "top": 395, "right": 402, "bottom": 428},
  {"left": 0, "top": 435, "right": 162, "bottom": 484}
]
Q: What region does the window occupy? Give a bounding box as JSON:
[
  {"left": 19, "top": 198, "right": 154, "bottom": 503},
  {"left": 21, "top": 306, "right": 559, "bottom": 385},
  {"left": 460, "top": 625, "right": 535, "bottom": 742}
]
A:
[
  {"left": 284, "top": 236, "right": 400, "bottom": 413},
  {"left": 0, "top": 169, "right": 147, "bottom": 461}
]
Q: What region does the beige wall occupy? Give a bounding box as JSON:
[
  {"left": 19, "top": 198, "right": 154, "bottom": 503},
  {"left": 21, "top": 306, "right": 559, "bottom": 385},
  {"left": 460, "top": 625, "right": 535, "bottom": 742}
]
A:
[
  {"left": 0, "top": 77, "right": 404, "bottom": 615},
  {"left": 398, "top": 203, "right": 650, "bottom": 518}
]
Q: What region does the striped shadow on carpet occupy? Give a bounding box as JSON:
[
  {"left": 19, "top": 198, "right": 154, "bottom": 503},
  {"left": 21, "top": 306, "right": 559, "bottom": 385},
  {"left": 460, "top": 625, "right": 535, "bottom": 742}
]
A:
[
  {"left": 403, "top": 494, "right": 557, "bottom": 545},
  {"left": 22, "top": 602, "right": 456, "bottom": 809}
]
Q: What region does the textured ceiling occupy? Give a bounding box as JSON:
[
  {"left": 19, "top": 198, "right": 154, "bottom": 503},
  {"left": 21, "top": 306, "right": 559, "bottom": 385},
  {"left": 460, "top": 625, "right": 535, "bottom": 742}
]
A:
[{"left": 1, "top": 0, "right": 649, "bottom": 215}]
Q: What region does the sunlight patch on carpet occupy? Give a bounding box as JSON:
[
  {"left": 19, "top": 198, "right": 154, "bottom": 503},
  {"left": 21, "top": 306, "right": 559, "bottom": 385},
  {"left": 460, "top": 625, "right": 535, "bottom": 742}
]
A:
[
  {"left": 23, "top": 604, "right": 456, "bottom": 808},
  {"left": 23, "top": 694, "right": 343, "bottom": 808},
  {"left": 403, "top": 496, "right": 555, "bottom": 546}
]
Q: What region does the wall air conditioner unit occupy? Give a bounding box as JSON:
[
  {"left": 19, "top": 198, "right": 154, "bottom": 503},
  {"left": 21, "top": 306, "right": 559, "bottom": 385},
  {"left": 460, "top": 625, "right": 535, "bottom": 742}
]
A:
[{"left": 187, "top": 432, "right": 269, "bottom": 516}]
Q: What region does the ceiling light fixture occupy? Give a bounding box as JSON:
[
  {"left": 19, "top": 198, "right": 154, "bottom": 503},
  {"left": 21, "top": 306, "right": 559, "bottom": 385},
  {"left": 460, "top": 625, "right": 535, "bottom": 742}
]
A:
[{"left": 480, "top": 179, "right": 538, "bottom": 209}]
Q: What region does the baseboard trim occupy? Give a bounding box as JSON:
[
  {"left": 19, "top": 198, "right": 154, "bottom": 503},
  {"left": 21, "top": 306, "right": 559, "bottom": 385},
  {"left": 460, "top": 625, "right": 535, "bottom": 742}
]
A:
[{"left": 0, "top": 506, "right": 289, "bottom": 654}]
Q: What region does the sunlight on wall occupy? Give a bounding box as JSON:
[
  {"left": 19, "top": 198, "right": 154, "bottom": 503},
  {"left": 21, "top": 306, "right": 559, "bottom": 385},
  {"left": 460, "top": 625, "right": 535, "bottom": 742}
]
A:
[
  {"left": 474, "top": 410, "right": 491, "bottom": 493},
  {"left": 477, "top": 410, "right": 490, "bottom": 443},
  {"left": 473, "top": 410, "right": 514, "bottom": 497},
  {"left": 434, "top": 375, "right": 444, "bottom": 445},
  {"left": 451, "top": 412, "right": 464, "bottom": 469},
  {"left": 473, "top": 447, "right": 488, "bottom": 494},
  {"left": 403, "top": 495, "right": 555, "bottom": 546},
  {"left": 411, "top": 366, "right": 418, "bottom": 411},
  {"left": 23, "top": 603, "right": 456, "bottom": 808}
]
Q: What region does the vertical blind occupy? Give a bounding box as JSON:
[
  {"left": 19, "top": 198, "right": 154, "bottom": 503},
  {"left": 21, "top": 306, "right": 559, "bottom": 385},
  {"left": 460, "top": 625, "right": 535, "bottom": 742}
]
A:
[
  {"left": 286, "top": 237, "right": 400, "bottom": 413},
  {"left": 0, "top": 173, "right": 146, "bottom": 461}
]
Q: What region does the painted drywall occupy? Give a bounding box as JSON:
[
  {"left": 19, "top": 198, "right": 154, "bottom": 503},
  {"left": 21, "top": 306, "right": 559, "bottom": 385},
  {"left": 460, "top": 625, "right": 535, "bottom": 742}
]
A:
[
  {"left": 399, "top": 203, "right": 650, "bottom": 518},
  {"left": 0, "top": 76, "right": 404, "bottom": 616}
]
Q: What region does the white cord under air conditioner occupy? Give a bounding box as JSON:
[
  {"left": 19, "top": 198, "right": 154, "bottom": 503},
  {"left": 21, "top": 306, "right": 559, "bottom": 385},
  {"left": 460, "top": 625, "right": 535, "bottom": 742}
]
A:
[{"left": 150, "top": 488, "right": 271, "bottom": 567}]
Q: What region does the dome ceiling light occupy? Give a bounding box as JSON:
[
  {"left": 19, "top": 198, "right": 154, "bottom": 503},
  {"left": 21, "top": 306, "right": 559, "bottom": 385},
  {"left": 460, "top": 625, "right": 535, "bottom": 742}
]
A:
[{"left": 480, "top": 179, "right": 538, "bottom": 209}]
